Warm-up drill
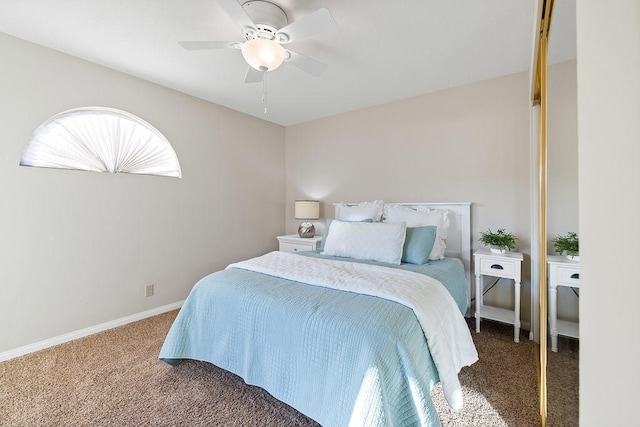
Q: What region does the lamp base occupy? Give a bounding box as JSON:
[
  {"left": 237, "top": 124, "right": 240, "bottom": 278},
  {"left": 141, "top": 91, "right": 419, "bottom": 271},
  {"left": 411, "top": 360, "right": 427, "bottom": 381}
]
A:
[{"left": 298, "top": 222, "right": 315, "bottom": 238}]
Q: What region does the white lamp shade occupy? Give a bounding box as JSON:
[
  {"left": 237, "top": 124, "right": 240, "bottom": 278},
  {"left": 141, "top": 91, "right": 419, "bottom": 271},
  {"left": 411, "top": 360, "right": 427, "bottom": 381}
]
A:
[
  {"left": 295, "top": 200, "right": 320, "bottom": 220},
  {"left": 241, "top": 39, "right": 287, "bottom": 72}
]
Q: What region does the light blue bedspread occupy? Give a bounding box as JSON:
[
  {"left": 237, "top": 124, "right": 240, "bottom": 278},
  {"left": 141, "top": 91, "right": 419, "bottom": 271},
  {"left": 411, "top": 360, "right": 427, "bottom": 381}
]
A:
[{"left": 159, "top": 255, "right": 469, "bottom": 426}]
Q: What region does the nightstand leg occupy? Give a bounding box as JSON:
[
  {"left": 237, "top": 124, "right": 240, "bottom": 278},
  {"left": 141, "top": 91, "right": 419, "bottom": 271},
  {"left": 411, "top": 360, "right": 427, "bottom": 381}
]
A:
[
  {"left": 549, "top": 286, "right": 558, "bottom": 352},
  {"left": 475, "top": 273, "right": 481, "bottom": 332},
  {"left": 514, "top": 280, "right": 521, "bottom": 343}
]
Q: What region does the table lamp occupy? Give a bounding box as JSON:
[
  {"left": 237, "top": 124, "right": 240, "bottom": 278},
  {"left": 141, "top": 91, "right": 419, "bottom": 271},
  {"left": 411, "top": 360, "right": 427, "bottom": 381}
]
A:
[{"left": 294, "top": 200, "right": 320, "bottom": 238}]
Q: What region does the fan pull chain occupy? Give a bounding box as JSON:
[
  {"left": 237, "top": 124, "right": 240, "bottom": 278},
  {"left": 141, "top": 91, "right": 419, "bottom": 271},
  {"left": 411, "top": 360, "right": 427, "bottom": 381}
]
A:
[{"left": 262, "top": 70, "right": 268, "bottom": 114}]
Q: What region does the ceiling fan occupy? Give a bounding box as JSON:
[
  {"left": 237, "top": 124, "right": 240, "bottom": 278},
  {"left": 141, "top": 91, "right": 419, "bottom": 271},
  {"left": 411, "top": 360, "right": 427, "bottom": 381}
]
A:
[{"left": 180, "top": 0, "right": 337, "bottom": 83}]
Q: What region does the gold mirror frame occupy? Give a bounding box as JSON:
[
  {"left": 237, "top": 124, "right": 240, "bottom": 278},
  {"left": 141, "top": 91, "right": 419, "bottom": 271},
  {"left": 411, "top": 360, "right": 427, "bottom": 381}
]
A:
[{"left": 533, "top": 1, "right": 554, "bottom": 425}]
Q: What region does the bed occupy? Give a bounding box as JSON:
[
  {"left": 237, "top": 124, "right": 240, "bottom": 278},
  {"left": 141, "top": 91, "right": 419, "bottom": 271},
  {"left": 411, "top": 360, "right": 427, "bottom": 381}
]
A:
[{"left": 159, "top": 202, "right": 477, "bottom": 426}]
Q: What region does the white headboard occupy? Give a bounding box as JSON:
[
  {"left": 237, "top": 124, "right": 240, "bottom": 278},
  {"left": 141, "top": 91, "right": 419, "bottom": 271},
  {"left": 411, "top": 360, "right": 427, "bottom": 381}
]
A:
[{"left": 334, "top": 202, "right": 472, "bottom": 315}]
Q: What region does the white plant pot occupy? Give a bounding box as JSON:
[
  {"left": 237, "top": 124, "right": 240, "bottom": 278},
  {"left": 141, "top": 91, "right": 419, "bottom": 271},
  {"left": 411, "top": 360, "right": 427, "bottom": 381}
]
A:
[
  {"left": 562, "top": 251, "right": 579, "bottom": 261},
  {"left": 490, "top": 246, "right": 507, "bottom": 254}
]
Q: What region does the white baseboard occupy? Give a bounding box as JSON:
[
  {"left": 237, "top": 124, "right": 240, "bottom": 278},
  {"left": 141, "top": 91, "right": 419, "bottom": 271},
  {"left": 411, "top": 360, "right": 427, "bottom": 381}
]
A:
[{"left": 0, "top": 301, "right": 184, "bottom": 363}]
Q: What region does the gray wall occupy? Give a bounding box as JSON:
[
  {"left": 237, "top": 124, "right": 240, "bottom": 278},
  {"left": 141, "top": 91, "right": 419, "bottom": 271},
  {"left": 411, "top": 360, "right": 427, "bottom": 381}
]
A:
[
  {"left": 0, "top": 33, "right": 285, "bottom": 353},
  {"left": 577, "top": 2, "right": 640, "bottom": 425},
  {"left": 548, "top": 60, "right": 578, "bottom": 243}
]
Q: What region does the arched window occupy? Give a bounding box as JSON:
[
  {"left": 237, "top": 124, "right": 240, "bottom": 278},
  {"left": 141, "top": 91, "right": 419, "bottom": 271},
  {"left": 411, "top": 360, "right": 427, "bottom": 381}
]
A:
[{"left": 20, "top": 107, "right": 182, "bottom": 178}]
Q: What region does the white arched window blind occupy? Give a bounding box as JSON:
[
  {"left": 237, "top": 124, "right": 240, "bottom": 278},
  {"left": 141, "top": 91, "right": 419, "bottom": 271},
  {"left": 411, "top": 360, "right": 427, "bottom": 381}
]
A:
[{"left": 20, "top": 107, "right": 182, "bottom": 178}]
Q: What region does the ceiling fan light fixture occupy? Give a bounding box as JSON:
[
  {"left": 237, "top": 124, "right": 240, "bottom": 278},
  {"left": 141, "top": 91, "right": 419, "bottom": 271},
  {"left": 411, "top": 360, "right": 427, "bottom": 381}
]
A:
[{"left": 241, "top": 38, "right": 286, "bottom": 71}]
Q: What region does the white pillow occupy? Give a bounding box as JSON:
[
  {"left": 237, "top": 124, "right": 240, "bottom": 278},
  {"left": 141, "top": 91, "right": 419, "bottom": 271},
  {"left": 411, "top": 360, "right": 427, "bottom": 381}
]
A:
[
  {"left": 383, "top": 204, "right": 450, "bottom": 260},
  {"left": 321, "top": 220, "right": 407, "bottom": 264},
  {"left": 334, "top": 200, "right": 384, "bottom": 222}
]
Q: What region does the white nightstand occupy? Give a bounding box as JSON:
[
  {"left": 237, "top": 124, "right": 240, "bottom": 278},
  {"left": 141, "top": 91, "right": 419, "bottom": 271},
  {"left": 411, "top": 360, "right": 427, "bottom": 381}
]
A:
[
  {"left": 547, "top": 255, "right": 580, "bottom": 352},
  {"left": 276, "top": 234, "right": 322, "bottom": 253},
  {"left": 474, "top": 248, "right": 524, "bottom": 342}
]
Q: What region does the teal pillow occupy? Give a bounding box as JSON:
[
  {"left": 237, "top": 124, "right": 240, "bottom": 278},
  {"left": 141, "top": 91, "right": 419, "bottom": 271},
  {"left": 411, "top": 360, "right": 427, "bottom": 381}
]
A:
[
  {"left": 402, "top": 226, "right": 437, "bottom": 265},
  {"left": 320, "top": 217, "right": 373, "bottom": 251}
]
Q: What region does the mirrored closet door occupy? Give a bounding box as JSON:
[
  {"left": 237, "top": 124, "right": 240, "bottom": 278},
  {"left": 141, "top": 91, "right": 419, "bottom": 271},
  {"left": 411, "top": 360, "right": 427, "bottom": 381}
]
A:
[{"left": 543, "top": 1, "right": 579, "bottom": 424}]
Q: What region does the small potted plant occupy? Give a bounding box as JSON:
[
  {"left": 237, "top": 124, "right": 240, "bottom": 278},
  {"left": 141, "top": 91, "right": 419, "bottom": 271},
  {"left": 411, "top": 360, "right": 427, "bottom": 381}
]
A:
[
  {"left": 553, "top": 231, "right": 579, "bottom": 260},
  {"left": 479, "top": 228, "right": 517, "bottom": 254}
]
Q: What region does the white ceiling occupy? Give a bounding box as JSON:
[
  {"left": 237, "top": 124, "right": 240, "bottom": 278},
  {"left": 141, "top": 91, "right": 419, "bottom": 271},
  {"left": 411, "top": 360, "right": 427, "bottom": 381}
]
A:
[{"left": 0, "top": 0, "right": 575, "bottom": 126}]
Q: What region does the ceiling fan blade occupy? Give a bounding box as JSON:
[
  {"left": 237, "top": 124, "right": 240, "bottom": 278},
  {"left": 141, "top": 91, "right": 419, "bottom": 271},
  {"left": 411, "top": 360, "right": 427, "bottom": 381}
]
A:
[
  {"left": 285, "top": 50, "right": 329, "bottom": 77},
  {"left": 244, "top": 67, "right": 263, "bottom": 83},
  {"left": 275, "top": 8, "right": 337, "bottom": 43},
  {"left": 217, "top": 0, "right": 256, "bottom": 33},
  {"left": 179, "top": 41, "right": 240, "bottom": 50}
]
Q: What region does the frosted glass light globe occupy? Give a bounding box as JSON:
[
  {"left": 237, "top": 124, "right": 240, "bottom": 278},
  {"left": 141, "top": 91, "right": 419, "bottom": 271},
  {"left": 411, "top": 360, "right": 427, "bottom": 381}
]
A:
[{"left": 241, "top": 38, "right": 286, "bottom": 71}]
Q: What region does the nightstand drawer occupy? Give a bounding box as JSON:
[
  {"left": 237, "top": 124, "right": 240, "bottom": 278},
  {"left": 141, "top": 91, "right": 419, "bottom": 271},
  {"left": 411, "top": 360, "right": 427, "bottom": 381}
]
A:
[
  {"left": 280, "top": 242, "right": 316, "bottom": 253},
  {"left": 556, "top": 266, "right": 580, "bottom": 286},
  {"left": 277, "top": 234, "right": 322, "bottom": 253},
  {"left": 478, "top": 257, "right": 518, "bottom": 278}
]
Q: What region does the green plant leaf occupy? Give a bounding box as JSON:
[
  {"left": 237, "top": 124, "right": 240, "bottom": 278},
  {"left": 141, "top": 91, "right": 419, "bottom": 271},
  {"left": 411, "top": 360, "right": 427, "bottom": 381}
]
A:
[{"left": 479, "top": 228, "right": 517, "bottom": 251}]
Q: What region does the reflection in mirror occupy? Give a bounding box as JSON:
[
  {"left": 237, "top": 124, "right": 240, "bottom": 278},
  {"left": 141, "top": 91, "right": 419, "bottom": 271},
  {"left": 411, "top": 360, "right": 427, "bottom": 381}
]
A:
[{"left": 546, "top": 1, "right": 579, "bottom": 424}]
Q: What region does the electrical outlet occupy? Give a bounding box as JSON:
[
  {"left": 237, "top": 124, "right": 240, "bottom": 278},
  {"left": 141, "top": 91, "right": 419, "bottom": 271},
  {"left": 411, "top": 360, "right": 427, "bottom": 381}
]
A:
[{"left": 145, "top": 284, "right": 154, "bottom": 297}]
